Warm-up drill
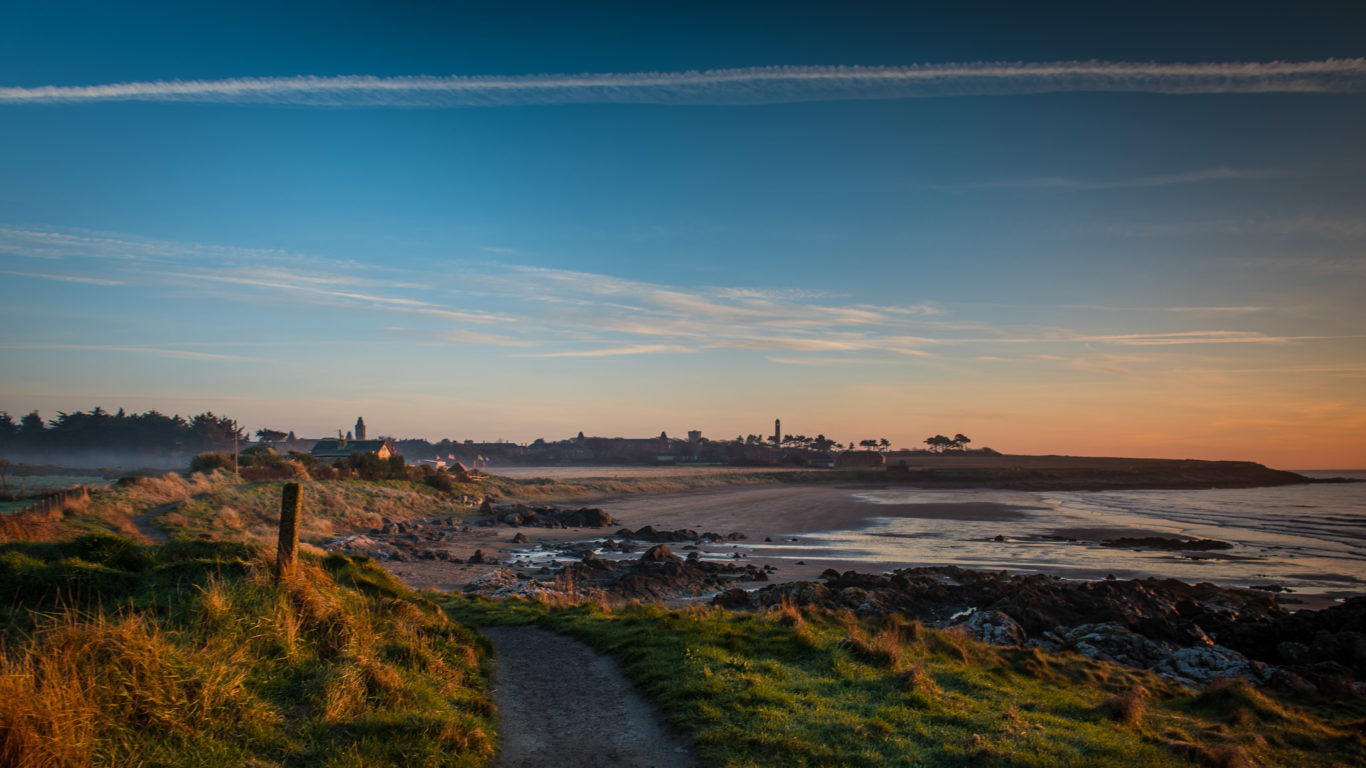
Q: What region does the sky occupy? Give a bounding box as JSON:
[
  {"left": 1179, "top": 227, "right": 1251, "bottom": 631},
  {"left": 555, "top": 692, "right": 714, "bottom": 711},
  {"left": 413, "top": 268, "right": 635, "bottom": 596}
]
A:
[{"left": 1, "top": 1, "right": 1364, "bottom": 469}]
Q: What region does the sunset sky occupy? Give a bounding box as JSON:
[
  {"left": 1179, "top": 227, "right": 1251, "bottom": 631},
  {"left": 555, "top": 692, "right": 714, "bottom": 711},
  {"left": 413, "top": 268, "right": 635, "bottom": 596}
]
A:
[{"left": 2, "top": 2, "right": 1364, "bottom": 469}]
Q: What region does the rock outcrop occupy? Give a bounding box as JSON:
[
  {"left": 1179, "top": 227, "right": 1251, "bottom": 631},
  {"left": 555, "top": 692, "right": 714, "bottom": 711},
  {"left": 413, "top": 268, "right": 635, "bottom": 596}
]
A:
[{"left": 717, "top": 565, "right": 1364, "bottom": 694}]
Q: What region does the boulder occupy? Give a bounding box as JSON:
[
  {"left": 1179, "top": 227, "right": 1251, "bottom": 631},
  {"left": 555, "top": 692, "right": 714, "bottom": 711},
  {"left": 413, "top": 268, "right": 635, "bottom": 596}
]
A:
[
  {"left": 1156, "top": 645, "right": 1266, "bottom": 687},
  {"left": 1063, "top": 623, "right": 1173, "bottom": 670},
  {"left": 952, "top": 610, "right": 1028, "bottom": 646},
  {"left": 641, "top": 544, "right": 679, "bottom": 563},
  {"left": 714, "top": 588, "right": 754, "bottom": 609}
]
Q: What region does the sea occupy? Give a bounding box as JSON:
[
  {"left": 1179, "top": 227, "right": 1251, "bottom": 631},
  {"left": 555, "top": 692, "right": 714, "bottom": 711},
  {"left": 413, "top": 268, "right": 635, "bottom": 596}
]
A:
[{"left": 754, "top": 470, "right": 1366, "bottom": 602}]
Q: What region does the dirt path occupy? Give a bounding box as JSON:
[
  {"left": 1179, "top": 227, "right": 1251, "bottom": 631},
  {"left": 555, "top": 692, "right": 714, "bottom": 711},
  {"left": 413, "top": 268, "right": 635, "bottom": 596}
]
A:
[
  {"left": 131, "top": 501, "right": 180, "bottom": 543},
  {"left": 481, "top": 625, "right": 697, "bottom": 768}
]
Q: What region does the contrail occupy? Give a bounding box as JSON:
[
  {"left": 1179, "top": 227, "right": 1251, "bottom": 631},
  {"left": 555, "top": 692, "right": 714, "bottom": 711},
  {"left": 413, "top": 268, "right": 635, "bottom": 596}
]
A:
[{"left": 3, "top": 60, "right": 1364, "bottom": 107}]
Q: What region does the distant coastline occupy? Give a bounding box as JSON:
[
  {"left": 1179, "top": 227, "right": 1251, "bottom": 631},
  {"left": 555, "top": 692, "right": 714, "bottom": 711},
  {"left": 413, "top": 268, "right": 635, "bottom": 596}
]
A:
[{"left": 490, "top": 454, "right": 1354, "bottom": 494}]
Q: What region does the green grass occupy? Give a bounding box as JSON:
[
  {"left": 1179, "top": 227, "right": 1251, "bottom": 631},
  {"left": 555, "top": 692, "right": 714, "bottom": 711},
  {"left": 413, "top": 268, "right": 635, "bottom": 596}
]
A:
[
  {"left": 442, "top": 596, "right": 1366, "bottom": 768},
  {"left": 0, "top": 534, "right": 494, "bottom": 767}
]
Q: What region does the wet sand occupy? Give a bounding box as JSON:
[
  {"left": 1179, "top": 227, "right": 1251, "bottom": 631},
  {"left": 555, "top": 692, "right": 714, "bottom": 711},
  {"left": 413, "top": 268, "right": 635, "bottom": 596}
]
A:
[
  {"left": 379, "top": 477, "right": 1363, "bottom": 607},
  {"left": 386, "top": 484, "right": 1050, "bottom": 590}
]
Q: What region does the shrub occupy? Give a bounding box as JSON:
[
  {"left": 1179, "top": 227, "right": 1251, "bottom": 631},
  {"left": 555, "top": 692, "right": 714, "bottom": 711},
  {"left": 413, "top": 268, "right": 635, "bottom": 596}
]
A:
[
  {"left": 424, "top": 472, "right": 454, "bottom": 493},
  {"left": 189, "top": 452, "right": 234, "bottom": 474}
]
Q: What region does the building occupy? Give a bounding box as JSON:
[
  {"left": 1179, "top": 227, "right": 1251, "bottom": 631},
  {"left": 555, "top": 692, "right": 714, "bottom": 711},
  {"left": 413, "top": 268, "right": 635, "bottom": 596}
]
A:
[
  {"left": 354, "top": 416, "right": 367, "bottom": 440},
  {"left": 310, "top": 438, "right": 393, "bottom": 462}
]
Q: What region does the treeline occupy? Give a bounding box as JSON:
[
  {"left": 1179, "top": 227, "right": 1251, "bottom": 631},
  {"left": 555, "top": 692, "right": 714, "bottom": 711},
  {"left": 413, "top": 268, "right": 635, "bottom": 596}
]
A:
[{"left": 0, "top": 407, "right": 245, "bottom": 467}]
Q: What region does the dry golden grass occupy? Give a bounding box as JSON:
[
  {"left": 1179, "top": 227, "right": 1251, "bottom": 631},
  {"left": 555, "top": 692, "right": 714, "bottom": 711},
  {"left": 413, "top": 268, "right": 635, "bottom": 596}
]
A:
[
  {"left": 0, "top": 608, "right": 263, "bottom": 768},
  {"left": 0, "top": 539, "right": 494, "bottom": 767},
  {"left": 1100, "top": 684, "right": 1151, "bottom": 727}
]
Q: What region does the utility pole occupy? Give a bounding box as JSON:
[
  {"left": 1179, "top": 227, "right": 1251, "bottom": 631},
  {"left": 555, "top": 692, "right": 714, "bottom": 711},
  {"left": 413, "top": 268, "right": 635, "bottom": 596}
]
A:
[{"left": 233, "top": 419, "right": 240, "bottom": 477}]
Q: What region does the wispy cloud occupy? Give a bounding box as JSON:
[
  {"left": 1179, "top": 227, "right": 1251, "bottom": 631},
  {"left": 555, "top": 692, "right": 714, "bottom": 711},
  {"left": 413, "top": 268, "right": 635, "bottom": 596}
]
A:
[
  {"left": 942, "top": 330, "right": 1322, "bottom": 346},
  {"left": 1115, "top": 216, "right": 1366, "bottom": 239},
  {"left": 432, "top": 330, "right": 536, "bottom": 347},
  {"left": 0, "top": 344, "right": 257, "bottom": 361},
  {"left": 922, "top": 167, "right": 1292, "bottom": 191},
  {"left": 5, "top": 223, "right": 1351, "bottom": 373},
  {"left": 0, "top": 226, "right": 294, "bottom": 263},
  {"left": 767, "top": 356, "right": 897, "bottom": 366},
  {"left": 0, "top": 269, "right": 124, "bottom": 286},
  {"left": 516, "top": 344, "right": 693, "bottom": 358},
  {"left": 3, "top": 60, "right": 1364, "bottom": 107}
]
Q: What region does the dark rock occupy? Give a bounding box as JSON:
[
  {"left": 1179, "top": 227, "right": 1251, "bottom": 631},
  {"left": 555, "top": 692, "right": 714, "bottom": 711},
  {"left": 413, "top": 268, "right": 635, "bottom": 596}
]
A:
[
  {"left": 511, "top": 532, "right": 529, "bottom": 544},
  {"left": 714, "top": 588, "right": 753, "bottom": 609},
  {"left": 468, "top": 549, "right": 490, "bottom": 565},
  {"left": 1101, "top": 536, "right": 1233, "bottom": 551},
  {"left": 642, "top": 544, "right": 679, "bottom": 563}
]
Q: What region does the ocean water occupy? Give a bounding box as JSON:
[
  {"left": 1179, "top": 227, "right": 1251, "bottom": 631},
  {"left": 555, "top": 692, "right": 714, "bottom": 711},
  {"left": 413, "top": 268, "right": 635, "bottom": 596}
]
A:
[{"left": 753, "top": 471, "right": 1366, "bottom": 600}]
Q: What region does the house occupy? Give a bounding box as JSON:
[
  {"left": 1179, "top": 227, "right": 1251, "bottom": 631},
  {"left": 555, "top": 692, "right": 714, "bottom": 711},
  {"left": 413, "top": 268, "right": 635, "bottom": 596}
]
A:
[{"left": 310, "top": 438, "right": 393, "bottom": 462}]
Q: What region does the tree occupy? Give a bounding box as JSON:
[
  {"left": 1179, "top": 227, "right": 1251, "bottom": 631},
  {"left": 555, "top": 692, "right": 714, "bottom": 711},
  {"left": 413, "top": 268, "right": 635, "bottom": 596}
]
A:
[
  {"left": 0, "top": 458, "right": 10, "bottom": 492},
  {"left": 879, "top": 438, "right": 891, "bottom": 451},
  {"left": 19, "top": 411, "right": 44, "bottom": 438},
  {"left": 859, "top": 439, "right": 879, "bottom": 451},
  {"left": 952, "top": 433, "right": 971, "bottom": 451},
  {"left": 256, "top": 428, "right": 288, "bottom": 443},
  {"left": 924, "top": 435, "right": 954, "bottom": 453}
]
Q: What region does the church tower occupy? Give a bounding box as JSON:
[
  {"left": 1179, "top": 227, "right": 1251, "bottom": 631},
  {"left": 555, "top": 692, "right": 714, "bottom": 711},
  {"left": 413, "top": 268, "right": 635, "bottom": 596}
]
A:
[{"left": 355, "top": 417, "right": 367, "bottom": 441}]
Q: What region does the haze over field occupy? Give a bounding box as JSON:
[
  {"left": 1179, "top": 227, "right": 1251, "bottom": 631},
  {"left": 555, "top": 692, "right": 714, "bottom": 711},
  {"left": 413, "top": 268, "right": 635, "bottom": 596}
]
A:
[{"left": 1, "top": 3, "right": 1364, "bottom": 469}]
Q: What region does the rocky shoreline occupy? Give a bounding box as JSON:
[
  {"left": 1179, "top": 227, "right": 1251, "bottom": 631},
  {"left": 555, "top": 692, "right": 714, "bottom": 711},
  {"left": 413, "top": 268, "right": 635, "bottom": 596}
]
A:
[
  {"left": 714, "top": 566, "right": 1366, "bottom": 695},
  {"left": 324, "top": 498, "right": 1364, "bottom": 698}
]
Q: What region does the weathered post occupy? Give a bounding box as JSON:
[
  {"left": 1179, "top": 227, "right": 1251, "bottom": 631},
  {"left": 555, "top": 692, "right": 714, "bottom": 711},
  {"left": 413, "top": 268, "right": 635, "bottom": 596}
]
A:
[{"left": 274, "top": 482, "right": 301, "bottom": 583}]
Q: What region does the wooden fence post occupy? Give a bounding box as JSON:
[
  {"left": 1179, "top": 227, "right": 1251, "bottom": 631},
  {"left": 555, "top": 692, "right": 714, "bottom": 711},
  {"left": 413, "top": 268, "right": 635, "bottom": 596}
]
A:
[{"left": 274, "top": 482, "right": 301, "bottom": 583}]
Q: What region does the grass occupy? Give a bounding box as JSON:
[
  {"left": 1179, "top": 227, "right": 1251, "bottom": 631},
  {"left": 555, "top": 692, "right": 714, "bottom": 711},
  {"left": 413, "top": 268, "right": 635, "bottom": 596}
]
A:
[
  {"left": 165, "top": 478, "right": 472, "bottom": 544},
  {"left": 14, "top": 469, "right": 822, "bottom": 546},
  {"left": 442, "top": 596, "right": 1366, "bottom": 768},
  {"left": 0, "top": 533, "right": 494, "bottom": 768}
]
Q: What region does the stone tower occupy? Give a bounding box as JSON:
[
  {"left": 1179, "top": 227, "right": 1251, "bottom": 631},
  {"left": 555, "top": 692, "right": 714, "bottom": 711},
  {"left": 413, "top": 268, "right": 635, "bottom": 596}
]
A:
[
  {"left": 773, "top": 418, "right": 781, "bottom": 445},
  {"left": 355, "top": 417, "right": 366, "bottom": 441}
]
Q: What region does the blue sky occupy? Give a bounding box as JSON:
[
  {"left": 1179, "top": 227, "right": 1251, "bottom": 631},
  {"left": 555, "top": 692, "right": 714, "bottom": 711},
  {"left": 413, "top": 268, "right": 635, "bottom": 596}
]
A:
[{"left": 2, "top": 2, "right": 1364, "bottom": 467}]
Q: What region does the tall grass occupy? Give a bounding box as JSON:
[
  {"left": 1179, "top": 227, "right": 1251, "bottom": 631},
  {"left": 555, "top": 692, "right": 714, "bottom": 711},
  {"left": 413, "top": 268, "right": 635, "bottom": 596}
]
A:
[{"left": 0, "top": 535, "right": 494, "bottom": 767}]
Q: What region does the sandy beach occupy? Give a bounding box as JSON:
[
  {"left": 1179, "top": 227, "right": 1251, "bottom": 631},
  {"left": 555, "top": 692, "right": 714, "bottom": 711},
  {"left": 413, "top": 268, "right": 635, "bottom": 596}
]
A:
[
  {"left": 386, "top": 483, "right": 1149, "bottom": 592},
  {"left": 381, "top": 472, "right": 1366, "bottom": 606}
]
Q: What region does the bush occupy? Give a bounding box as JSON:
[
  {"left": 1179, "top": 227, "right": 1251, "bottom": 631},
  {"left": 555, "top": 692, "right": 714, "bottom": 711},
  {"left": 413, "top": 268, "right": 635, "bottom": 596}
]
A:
[
  {"left": 287, "top": 451, "right": 318, "bottom": 469},
  {"left": 424, "top": 472, "right": 454, "bottom": 493},
  {"left": 239, "top": 448, "right": 284, "bottom": 469},
  {"left": 189, "top": 452, "right": 234, "bottom": 474}
]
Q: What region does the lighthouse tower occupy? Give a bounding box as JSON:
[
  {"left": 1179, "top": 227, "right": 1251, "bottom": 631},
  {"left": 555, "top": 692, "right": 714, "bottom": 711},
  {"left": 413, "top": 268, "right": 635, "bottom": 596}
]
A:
[{"left": 773, "top": 418, "right": 781, "bottom": 446}]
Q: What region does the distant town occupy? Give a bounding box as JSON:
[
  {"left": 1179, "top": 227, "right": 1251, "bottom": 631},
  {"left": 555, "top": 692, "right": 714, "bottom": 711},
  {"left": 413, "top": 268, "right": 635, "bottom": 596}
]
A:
[{"left": 0, "top": 407, "right": 993, "bottom": 471}]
